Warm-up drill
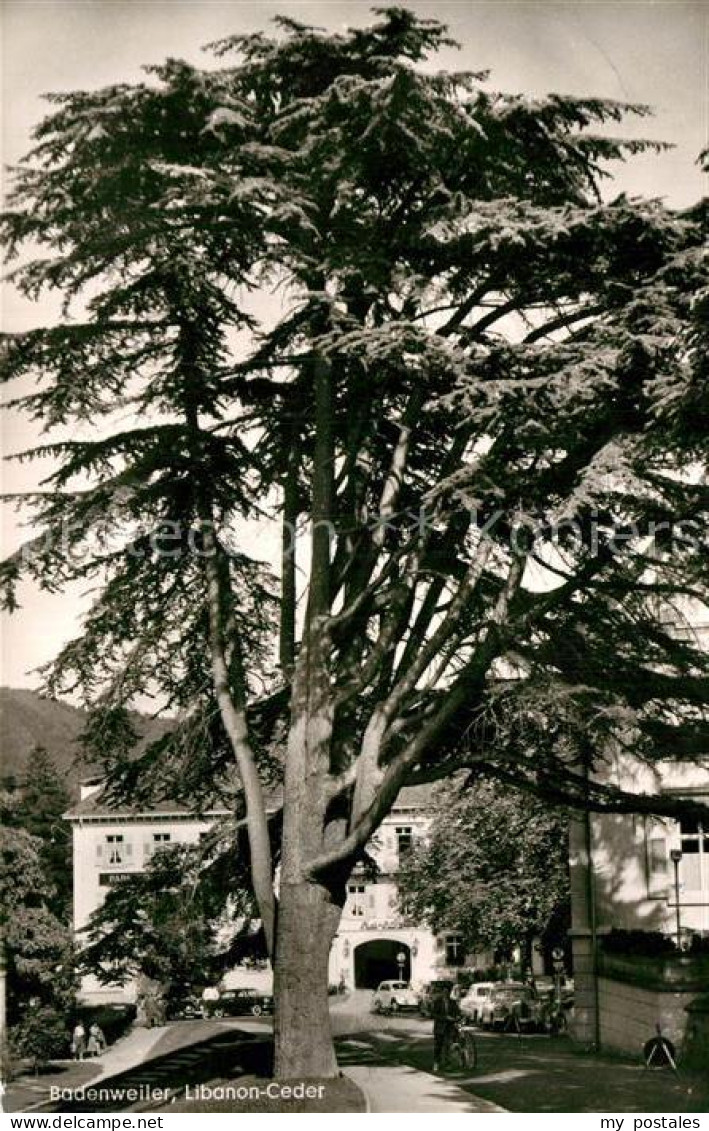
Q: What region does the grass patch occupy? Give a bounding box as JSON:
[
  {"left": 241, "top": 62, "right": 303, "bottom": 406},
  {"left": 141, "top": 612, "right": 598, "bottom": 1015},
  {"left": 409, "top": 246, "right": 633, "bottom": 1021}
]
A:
[
  {"left": 162, "top": 1074, "right": 366, "bottom": 1113},
  {"left": 5, "top": 1062, "right": 101, "bottom": 1115}
]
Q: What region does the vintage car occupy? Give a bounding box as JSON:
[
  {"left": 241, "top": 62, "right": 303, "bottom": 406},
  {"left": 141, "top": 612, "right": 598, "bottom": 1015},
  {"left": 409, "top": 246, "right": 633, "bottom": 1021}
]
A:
[
  {"left": 212, "top": 987, "right": 274, "bottom": 1017},
  {"left": 459, "top": 981, "right": 498, "bottom": 1023},
  {"left": 371, "top": 980, "right": 420, "bottom": 1014},
  {"left": 479, "top": 982, "right": 542, "bottom": 1030},
  {"left": 164, "top": 993, "right": 203, "bottom": 1021}
]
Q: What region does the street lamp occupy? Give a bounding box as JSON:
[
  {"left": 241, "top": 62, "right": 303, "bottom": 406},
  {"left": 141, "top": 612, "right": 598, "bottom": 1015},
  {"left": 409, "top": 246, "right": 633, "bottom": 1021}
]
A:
[
  {"left": 669, "top": 848, "right": 682, "bottom": 949},
  {"left": 397, "top": 951, "right": 406, "bottom": 981}
]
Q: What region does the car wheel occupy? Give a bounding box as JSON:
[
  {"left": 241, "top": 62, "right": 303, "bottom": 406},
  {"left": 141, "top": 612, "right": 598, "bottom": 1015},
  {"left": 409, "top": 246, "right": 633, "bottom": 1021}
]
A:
[
  {"left": 389, "top": 1000, "right": 399, "bottom": 1013},
  {"left": 251, "top": 1004, "right": 263, "bottom": 1017}
]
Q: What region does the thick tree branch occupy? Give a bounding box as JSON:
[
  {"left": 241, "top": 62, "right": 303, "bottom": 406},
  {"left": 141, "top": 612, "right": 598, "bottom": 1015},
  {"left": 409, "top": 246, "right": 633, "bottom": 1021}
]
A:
[{"left": 201, "top": 519, "right": 276, "bottom": 956}]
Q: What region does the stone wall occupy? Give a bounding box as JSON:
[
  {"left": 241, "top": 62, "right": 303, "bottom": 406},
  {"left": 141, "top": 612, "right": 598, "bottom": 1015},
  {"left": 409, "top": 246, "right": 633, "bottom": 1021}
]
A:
[{"left": 597, "top": 976, "right": 694, "bottom": 1056}]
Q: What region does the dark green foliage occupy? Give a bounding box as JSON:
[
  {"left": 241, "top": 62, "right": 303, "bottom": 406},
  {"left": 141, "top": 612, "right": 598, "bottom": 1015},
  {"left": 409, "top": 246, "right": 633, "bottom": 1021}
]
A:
[
  {"left": 398, "top": 779, "right": 570, "bottom": 957},
  {"left": 1, "top": 10, "right": 706, "bottom": 818},
  {"left": 687, "top": 934, "right": 709, "bottom": 956},
  {"left": 0, "top": 823, "right": 76, "bottom": 1026},
  {"left": 601, "top": 928, "right": 678, "bottom": 957},
  {"left": 13, "top": 748, "right": 72, "bottom": 919},
  {"left": 11, "top": 1005, "right": 69, "bottom": 1073},
  {"left": 1, "top": 13, "right": 707, "bottom": 1054},
  {"left": 80, "top": 841, "right": 259, "bottom": 996}
]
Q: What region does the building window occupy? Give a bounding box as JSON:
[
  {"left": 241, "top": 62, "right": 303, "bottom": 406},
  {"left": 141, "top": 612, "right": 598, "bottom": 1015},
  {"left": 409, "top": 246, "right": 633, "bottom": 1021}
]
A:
[
  {"left": 679, "top": 814, "right": 709, "bottom": 891},
  {"left": 444, "top": 934, "right": 464, "bottom": 967},
  {"left": 106, "top": 834, "right": 125, "bottom": 865},
  {"left": 396, "top": 826, "right": 413, "bottom": 860},
  {"left": 644, "top": 816, "right": 669, "bottom": 897},
  {"left": 145, "top": 832, "right": 171, "bottom": 860},
  {"left": 347, "top": 883, "right": 366, "bottom": 917},
  {"left": 647, "top": 834, "right": 668, "bottom": 896}
]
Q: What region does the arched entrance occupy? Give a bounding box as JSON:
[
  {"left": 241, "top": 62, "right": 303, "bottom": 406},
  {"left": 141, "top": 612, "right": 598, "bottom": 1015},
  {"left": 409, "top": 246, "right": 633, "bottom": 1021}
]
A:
[{"left": 354, "top": 940, "right": 411, "bottom": 988}]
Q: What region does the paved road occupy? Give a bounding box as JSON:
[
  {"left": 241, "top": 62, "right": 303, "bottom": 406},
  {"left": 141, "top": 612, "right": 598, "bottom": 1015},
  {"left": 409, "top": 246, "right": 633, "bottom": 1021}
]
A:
[
  {"left": 8, "top": 994, "right": 707, "bottom": 1115},
  {"left": 331, "top": 999, "right": 708, "bottom": 1114}
]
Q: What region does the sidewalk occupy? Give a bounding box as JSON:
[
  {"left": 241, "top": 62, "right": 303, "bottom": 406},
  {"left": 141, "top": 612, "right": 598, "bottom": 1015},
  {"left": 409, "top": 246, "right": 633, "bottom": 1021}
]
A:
[
  {"left": 5, "top": 1019, "right": 504, "bottom": 1116},
  {"left": 3, "top": 1022, "right": 214, "bottom": 1113},
  {"left": 347, "top": 1065, "right": 506, "bottom": 1113},
  {"left": 90, "top": 1026, "right": 170, "bottom": 1082},
  {"left": 355, "top": 1025, "right": 709, "bottom": 1114}
]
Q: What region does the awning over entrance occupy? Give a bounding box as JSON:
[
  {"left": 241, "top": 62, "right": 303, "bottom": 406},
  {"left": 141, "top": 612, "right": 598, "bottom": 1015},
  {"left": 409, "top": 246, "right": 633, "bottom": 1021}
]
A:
[{"left": 354, "top": 939, "right": 411, "bottom": 989}]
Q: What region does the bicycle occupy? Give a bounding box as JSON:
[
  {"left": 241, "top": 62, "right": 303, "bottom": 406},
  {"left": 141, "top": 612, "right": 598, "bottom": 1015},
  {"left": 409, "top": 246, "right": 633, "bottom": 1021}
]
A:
[
  {"left": 446, "top": 1019, "right": 478, "bottom": 1070},
  {"left": 538, "top": 996, "right": 568, "bottom": 1036}
]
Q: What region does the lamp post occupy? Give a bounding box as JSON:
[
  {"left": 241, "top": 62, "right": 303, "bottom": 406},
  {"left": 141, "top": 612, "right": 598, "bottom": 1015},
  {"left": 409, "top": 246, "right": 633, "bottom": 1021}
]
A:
[{"left": 669, "top": 848, "right": 683, "bottom": 949}]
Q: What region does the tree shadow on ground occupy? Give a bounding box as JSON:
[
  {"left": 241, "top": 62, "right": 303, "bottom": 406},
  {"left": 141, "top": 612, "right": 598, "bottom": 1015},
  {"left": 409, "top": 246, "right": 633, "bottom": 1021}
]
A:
[{"left": 335, "top": 1028, "right": 709, "bottom": 1114}]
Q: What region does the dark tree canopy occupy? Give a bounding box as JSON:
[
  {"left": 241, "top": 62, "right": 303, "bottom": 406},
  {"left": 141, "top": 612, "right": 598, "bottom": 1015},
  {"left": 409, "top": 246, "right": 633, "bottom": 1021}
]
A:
[
  {"left": 80, "top": 841, "right": 261, "bottom": 993},
  {"left": 2, "top": 7, "right": 707, "bottom": 1076},
  {"left": 398, "top": 779, "right": 570, "bottom": 962},
  {"left": 8, "top": 747, "right": 73, "bottom": 919},
  {"left": 0, "top": 822, "right": 75, "bottom": 1026}
]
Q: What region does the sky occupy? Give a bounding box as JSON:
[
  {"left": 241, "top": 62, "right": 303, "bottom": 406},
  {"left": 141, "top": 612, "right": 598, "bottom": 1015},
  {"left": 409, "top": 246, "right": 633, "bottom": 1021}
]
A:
[{"left": 1, "top": 0, "right": 707, "bottom": 690}]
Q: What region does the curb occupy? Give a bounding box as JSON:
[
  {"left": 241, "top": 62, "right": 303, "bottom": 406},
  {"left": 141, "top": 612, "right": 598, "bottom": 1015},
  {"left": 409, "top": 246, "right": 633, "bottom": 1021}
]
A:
[{"left": 344, "top": 1072, "right": 371, "bottom": 1114}]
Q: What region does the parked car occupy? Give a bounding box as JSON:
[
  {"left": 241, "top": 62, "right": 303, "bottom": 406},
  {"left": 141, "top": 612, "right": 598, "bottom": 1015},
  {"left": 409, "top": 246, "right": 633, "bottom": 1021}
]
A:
[
  {"left": 479, "top": 982, "right": 542, "bottom": 1030},
  {"left": 460, "top": 981, "right": 497, "bottom": 1023},
  {"left": 213, "top": 988, "right": 274, "bottom": 1017},
  {"left": 371, "top": 980, "right": 419, "bottom": 1014},
  {"left": 165, "top": 993, "right": 203, "bottom": 1021},
  {"left": 417, "top": 979, "right": 454, "bottom": 1017}
]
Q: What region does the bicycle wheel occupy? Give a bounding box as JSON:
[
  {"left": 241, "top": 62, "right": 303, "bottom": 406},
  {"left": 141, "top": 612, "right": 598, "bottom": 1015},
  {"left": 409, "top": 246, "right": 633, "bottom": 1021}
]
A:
[{"left": 461, "top": 1030, "right": 478, "bottom": 1070}]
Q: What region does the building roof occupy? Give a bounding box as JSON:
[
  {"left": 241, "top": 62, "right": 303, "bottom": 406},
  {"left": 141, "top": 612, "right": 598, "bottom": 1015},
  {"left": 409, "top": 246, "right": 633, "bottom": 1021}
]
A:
[
  {"left": 65, "top": 791, "right": 231, "bottom": 821},
  {"left": 65, "top": 779, "right": 434, "bottom": 821},
  {"left": 395, "top": 783, "right": 436, "bottom": 808}
]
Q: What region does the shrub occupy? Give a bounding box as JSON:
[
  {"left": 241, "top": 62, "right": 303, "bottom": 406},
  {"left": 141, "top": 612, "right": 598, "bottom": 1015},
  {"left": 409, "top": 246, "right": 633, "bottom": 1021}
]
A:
[
  {"left": 1, "top": 1037, "right": 19, "bottom": 1082},
  {"left": 601, "top": 929, "right": 677, "bottom": 958},
  {"left": 687, "top": 933, "right": 709, "bottom": 956},
  {"left": 12, "top": 1006, "right": 68, "bottom": 1073}
]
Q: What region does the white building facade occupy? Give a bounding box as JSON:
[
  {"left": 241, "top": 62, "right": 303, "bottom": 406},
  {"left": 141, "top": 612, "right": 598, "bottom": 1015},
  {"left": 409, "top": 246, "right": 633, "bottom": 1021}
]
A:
[
  {"left": 66, "top": 781, "right": 462, "bottom": 1001},
  {"left": 328, "top": 785, "right": 465, "bottom": 990},
  {"left": 66, "top": 780, "right": 230, "bottom": 1003}
]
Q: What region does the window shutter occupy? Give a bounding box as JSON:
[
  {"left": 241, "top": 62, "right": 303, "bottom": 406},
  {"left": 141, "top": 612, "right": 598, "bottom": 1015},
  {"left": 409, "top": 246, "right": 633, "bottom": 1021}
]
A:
[{"left": 645, "top": 819, "right": 668, "bottom": 897}]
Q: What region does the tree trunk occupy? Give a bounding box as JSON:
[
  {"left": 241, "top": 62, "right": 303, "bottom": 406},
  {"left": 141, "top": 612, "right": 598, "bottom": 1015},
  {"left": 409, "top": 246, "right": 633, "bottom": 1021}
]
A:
[{"left": 273, "top": 879, "right": 342, "bottom": 1078}]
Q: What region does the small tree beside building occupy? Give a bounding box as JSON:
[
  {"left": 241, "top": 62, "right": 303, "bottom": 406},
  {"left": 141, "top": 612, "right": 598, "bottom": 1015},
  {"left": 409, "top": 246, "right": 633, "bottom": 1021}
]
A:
[{"left": 398, "top": 780, "right": 570, "bottom": 971}]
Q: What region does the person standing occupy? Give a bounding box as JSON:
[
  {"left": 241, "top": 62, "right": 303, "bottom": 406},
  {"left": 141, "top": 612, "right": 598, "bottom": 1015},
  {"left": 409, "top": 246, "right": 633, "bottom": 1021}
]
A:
[
  {"left": 86, "top": 1022, "right": 106, "bottom": 1057},
  {"left": 71, "top": 1022, "right": 86, "bottom": 1061},
  {"left": 202, "top": 984, "right": 220, "bottom": 1019},
  {"left": 431, "top": 985, "right": 459, "bottom": 1072}
]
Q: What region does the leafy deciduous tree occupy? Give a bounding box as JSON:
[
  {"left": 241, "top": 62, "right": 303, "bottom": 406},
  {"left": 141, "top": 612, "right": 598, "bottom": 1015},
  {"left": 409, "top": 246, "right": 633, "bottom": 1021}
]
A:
[
  {"left": 0, "top": 824, "right": 75, "bottom": 1026},
  {"left": 13, "top": 748, "right": 72, "bottom": 920},
  {"left": 80, "top": 841, "right": 260, "bottom": 996},
  {"left": 398, "top": 779, "right": 570, "bottom": 968}
]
